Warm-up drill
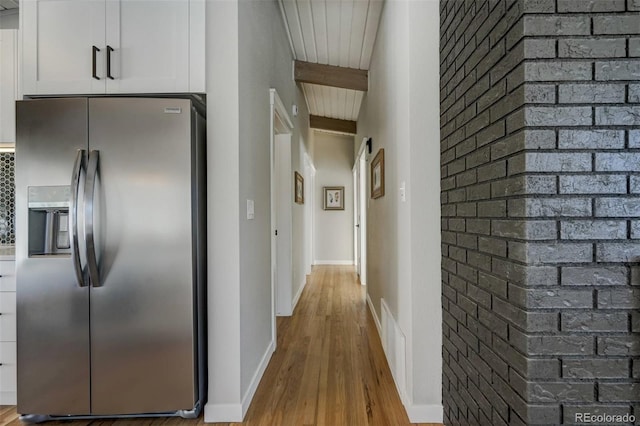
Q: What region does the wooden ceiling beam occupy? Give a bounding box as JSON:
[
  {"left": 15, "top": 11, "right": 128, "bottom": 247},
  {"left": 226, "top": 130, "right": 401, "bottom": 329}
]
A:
[
  {"left": 294, "top": 60, "right": 368, "bottom": 91},
  {"left": 310, "top": 115, "right": 357, "bottom": 135}
]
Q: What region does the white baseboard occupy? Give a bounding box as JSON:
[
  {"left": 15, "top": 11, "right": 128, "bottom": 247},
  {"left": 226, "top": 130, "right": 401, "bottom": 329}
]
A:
[
  {"left": 406, "top": 404, "right": 444, "bottom": 423},
  {"left": 242, "top": 339, "right": 275, "bottom": 417},
  {"left": 292, "top": 278, "right": 306, "bottom": 313},
  {"left": 203, "top": 339, "right": 275, "bottom": 423},
  {"left": 204, "top": 403, "right": 243, "bottom": 422},
  {"left": 313, "top": 260, "right": 354, "bottom": 265},
  {"left": 366, "top": 293, "right": 382, "bottom": 337}
]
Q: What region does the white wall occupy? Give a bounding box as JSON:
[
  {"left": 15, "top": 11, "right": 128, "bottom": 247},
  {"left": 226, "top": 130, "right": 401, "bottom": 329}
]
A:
[
  {"left": 408, "top": 0, "right": 442, "bottom": 411},
  {"left": 355, "top": 0, "right": 442, "bottom": 422},
  {"left": 205, "top": 0, "right": 241, "bottom": 420},
  {"left": 313, "top": 131, "right": 354, "bottom": 264},
  {"left": 237, "top": 0, "right": 306, "bottom": 410},
  {"left": 205, "top": 0, "right": 314, "bottom": 421}
]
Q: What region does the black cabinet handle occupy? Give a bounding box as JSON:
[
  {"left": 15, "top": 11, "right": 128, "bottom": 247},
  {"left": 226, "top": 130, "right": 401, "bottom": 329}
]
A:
[
  {"left": 107, "top": 46, "right": 114, "bottom": 80},
  {"left": 92, "top": 46, "right": 100, "bottom": 80}
]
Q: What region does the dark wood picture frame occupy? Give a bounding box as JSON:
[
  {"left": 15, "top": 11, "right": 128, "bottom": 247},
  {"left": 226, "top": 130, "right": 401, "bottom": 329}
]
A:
[
  {"left": 294, "top": 171, "right": 304, "bottom": 204},
  {"left": 371, "top": 148, "right": 385, "bottom": 199},
  {"left": 323, "top": 186, "right": 344, "bottom": 210}
]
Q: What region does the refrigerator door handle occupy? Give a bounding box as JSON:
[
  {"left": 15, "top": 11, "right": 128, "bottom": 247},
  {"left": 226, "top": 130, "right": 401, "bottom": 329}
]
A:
[
  {"left": 71, "top": 149, "right": 87, "bottom": 288},
  {"left": 85, "top": 150, "right": 101, "bottom": 287}
]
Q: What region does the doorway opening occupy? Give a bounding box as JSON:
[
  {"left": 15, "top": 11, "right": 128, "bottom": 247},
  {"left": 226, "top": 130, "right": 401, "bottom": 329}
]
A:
[
  {"left": 270, "top": 89, "right": 294, "bottom": 347},
  {"left": 354, "top": 139, "right": 367, "bottom": 285},
  {"left": 275, "top": 132, "right": 292, "bottom": 316}
]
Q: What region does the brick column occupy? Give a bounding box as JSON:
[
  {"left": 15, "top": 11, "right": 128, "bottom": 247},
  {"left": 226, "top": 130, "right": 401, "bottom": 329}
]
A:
[{"left": 440, "top": 0, "right": 640, "bottom": 424}]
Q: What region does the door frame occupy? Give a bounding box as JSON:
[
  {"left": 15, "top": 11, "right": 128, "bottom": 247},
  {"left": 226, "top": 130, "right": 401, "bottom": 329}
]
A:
[
  {"left": 353, "top": 164, "right": 359, "bottom": 273},
  {"left": 269, "top": 89, "right": 293, "bottom": 347},
  {"left": 353, "top": 139, "right": 368, "bottom": 285},
  {"left": 304, "top": 154, "right": 315, "bottom": 275}
]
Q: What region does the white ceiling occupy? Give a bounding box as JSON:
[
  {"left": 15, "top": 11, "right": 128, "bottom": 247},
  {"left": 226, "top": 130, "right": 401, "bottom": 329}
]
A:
[
  {"left": 279, "top": 0, "right": 384, "bottom": 123},
  {"left": 0, "top": 0, "right": 18, "bottom": 12},
  {"left": 301, "top": 84, "right": 364, "bottom": 121}
]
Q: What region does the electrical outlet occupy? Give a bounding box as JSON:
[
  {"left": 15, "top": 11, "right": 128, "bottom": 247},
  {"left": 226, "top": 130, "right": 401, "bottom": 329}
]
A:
[{"left": 247, "top": 199, "right": 255, "bottom": 220}]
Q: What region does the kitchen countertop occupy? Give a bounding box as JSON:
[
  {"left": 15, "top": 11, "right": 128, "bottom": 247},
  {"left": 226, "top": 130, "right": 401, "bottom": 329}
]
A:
[{"left": 0, "top": 245, "right": 15, "bottom": 260}]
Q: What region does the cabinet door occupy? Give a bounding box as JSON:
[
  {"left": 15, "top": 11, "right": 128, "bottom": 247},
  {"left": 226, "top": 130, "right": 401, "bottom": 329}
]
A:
[
  {"left": 0, "top": 261, "right": 15, "bottom": 292},
  {"left": 105, "top": 0, "right": 190, "bottom": 93},
  {"left": 0, "top": 342, "right": 17, "bottom": 404},
  {"left": 0, "top": 292, "right": 15, "bottom": 342},
  {"left": 21, "top": 0, "right": 106, "bottom": 95},
  {"left": 0, "top": 30, "right": 17, "bottom": 143}
]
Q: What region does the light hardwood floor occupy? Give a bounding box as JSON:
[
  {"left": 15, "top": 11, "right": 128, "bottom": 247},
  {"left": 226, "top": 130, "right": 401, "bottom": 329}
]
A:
[{"left": 1, "top": 265, "right": 441, "bottom": 426}]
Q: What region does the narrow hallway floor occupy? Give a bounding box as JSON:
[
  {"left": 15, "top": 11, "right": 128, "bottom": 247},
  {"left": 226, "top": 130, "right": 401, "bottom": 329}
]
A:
[
  {"left": 1, "top": 265, "right": 440, "bottom": 426},
  {"left": 239, "top": 265, "right": 438, "bottom": 426}
]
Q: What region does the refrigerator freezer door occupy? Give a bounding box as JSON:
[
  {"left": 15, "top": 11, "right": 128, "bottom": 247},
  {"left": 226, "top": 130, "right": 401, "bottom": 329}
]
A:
[
  {"left": 87, "top": 98, "right": 196, "bottom": 415},
  {"left": 15, "top": 98, "right": 91, "bottom": 415}
]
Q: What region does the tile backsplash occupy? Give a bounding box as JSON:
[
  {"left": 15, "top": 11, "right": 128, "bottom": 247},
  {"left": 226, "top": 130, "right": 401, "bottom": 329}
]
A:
[{"left": 0, "top": 152, "right": 15, "bottom": 245}]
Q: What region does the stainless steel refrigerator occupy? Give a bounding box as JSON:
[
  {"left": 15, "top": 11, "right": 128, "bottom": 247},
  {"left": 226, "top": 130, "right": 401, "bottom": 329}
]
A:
[{"left": 15, "top": 97, "right": 206, "bottom": 422}]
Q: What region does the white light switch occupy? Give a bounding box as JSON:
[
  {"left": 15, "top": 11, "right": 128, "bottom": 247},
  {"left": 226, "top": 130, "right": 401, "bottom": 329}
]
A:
[
  {"left": 247, "top": 199, "right": 255, "bottom": 220},
  {"left": 400, "top": 181, "right": 406, "bottom": 202}
]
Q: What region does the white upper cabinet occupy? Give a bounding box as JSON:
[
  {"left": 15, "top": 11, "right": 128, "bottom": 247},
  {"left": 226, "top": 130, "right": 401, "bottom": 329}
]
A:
[
  {"left": 106, "top": 1, "right": 187, "bottom": 93},
  {"left": 0, "top": 29, "right": 18, "bottom": 143},
  {"left": 22, "top": 0, "right": 107, "bottom": 95},
  {"left": 21, "top": 0, "right": 205, "bottom": 95}
]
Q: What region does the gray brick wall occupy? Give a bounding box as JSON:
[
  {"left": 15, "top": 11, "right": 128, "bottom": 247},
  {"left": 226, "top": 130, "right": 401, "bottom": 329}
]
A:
[
  {"left": 440, "top": 0, "right": 640, "bottom": 424},
  {"left": 441, "top": 1, "right": 530, "bottom": 423}
]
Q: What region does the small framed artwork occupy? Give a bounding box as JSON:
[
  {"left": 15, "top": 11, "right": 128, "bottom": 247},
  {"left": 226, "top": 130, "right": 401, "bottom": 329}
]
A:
[
  {"left": 323, "top": 186, "right": 344, "bottom": 210},
  {"left": 371, "top": 148, "right": 385, "bottom": 199},
  {"left": 294, "top": 171, "right": 304, "bottom": 204}
]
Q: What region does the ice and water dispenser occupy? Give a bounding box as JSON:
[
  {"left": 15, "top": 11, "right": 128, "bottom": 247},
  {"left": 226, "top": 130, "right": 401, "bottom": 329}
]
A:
[{"left": 28, "top": 186, "right": 71, "bottom": 256}]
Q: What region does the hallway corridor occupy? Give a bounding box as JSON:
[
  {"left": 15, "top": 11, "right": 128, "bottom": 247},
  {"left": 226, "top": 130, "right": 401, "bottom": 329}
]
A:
[
  {"left": 0, "top": 266, "right": 440, "bottom": 426},
  {"left": 240, "top": 265, "right": 438, "bottom": 426}
]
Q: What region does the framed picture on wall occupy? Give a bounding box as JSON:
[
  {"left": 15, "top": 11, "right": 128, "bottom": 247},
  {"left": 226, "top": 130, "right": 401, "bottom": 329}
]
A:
[
  {"left": 323, "top": 186, "right": 344, "bottom": 210},
  {"left": 371, "top": 148, "right": 385, "bottom": 199},
  {"left": 294, "top": 171, "right": 304, "bottom": 204}
]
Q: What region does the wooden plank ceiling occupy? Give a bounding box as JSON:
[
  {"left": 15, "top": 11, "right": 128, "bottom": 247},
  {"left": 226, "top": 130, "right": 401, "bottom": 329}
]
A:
[
  {"left": 0, "top": 0, "right": 18, "bottom": 12},
  {"left": 279, "top": 0, "right": 384, "bottom": 134}
]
